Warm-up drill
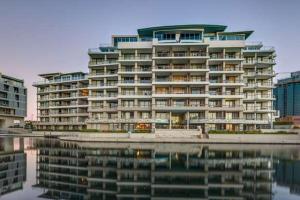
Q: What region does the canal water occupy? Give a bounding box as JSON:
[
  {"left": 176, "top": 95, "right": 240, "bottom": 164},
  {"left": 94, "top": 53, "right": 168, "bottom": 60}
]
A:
[{"left": 0, "top": 136, "right": 299, "bottom": 200}]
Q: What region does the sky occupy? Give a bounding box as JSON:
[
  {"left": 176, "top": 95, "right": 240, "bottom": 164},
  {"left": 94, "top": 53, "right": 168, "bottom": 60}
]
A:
[{"left": 0, "top": 0, "right": 300, "bottom": 120}]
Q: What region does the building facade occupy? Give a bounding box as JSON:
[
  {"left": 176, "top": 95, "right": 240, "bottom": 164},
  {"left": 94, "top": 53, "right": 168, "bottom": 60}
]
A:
[
  {"left": 35, "top": 139, "right": 273, "bottom": 200},
  {"left": 0, "top": 73, "right": 27, "bottom": 128},
  {"left": 33, "top": 72, "right": 89, "bottom": 130},
  {"left": 0, "top": 137, "right": 26, "bottom": 196},
  {"left": 274, "top": 71, "right": 300, "bottom": 117},
  {"left": 87, "top": 24, "right": 276, "bottom": 132}
]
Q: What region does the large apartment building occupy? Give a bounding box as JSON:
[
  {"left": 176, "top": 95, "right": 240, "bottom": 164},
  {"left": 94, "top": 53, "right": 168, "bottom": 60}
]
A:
[
  {"left": 87, "top": 24, "right": 276, "bottom": 132},
  {"left": 0, "top": 73, "right": 27, "bottom": 128},
  {"left": 33, "top": 72, "right": 89, "bottom": 130},
  {"left": 34, "top": 24, "right": 276, "bottom": 132}
]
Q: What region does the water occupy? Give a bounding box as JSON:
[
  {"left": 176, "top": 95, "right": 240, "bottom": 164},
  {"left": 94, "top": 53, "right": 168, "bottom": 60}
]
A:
[{"left": 0, "top": 137, "right": 300, "bottom": 200}]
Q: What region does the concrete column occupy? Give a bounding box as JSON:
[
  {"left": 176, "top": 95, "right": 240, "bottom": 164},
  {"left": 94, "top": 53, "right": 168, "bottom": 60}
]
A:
[{"left": 169, "top": 112, "right": 172, "bottom": 129}]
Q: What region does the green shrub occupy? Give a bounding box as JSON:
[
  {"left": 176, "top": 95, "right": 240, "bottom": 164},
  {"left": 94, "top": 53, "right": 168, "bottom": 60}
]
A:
[{"left": 273, "top": 121, "right": 294, "bottom": 125}]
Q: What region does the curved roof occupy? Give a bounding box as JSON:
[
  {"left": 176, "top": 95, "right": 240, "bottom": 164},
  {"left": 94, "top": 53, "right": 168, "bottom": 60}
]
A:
[
  {"left": 218, "top": 31, "right": 254, "bottom": 39},
  {"left": 138, "top": 24, "right": 227, "bottom": 37}
]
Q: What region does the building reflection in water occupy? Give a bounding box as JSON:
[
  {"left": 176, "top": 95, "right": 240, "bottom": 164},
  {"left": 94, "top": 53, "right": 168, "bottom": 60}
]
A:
[
  {"left": 34, "top": 139, "right": 278, "bottom": 200},
  {"left": 275, "top": 159, "right": 300, "bottom": 195},
  {"left": 0, "top": 137, "right": 26, "bottom": 196}
]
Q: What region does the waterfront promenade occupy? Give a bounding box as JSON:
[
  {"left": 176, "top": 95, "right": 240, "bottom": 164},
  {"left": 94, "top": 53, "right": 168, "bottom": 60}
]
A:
[{"left": 1, "top": 129, "right": 300, "bottom": 144}]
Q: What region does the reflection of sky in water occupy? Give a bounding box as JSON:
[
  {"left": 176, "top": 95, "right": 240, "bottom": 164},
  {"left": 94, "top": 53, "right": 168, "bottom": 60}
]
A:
[
  {"left": 273, "top": 184, "right": 300, "bottom": 200},
  {"left": 1, "top": 137, "right": 300, "bottom": 200}
]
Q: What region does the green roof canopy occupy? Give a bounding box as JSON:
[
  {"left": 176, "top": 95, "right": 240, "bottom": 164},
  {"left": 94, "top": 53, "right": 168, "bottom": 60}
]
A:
[
  {"left": 138, "top": 24, "right": 227, "bottom": 37},
  {"left": 218, "top": 31, "right": 254, "bottom": 39}
]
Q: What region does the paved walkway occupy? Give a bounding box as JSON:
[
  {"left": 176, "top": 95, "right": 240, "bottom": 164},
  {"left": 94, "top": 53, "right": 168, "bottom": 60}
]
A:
[{"left": 1, "top": 131, "right": 300, "bottom": 144}]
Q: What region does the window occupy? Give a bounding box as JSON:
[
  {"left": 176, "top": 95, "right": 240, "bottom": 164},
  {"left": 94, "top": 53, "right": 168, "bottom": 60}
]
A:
[
  {"left": 154, "top": 32, "right": 175, "bottom": 41},
  {"left": 180, "top": 32, "right": 202, "bottom": 40}
]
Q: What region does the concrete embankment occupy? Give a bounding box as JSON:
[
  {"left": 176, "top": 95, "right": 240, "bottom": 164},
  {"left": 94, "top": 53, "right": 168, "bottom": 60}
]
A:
[{"left": 1, "top": 130, "right": 300, "bottom": 144}]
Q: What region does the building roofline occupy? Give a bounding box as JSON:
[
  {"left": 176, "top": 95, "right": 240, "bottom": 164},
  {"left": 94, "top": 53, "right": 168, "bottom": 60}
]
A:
[
  {"left": 137, "top": 24, "right": 227, "bottom": 37},
  {"left": 38, "top": 71, "right": 87, "bottom": 78},
  {"left": 0, "top": 73, "right": 24, "bottom": 83},
  {"left": 218, "top": 31, "right": 254, "bottom": 39}
]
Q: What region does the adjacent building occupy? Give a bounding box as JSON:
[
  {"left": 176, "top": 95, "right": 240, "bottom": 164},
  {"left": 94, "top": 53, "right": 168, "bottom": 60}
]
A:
[
  {"left": 33, "top": 72, "right": 89, "bottom": 131},
  {"left": 0, "top": 137, "right": 26, "bottom": 196},
  {"left": 0, "top": 73, "right": 27, "bottom": 128},
  {"left": 34, "top": 24, "right": 276, "bottom": 132},
  {"left": 274, "top": 71, "right": 300, "bottom": 117}
]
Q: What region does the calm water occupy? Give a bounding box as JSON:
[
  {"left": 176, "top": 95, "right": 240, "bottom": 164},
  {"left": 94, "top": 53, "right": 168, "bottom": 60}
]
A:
[{"left": 0, "top": 137, "right": 300, "bottom": 200}]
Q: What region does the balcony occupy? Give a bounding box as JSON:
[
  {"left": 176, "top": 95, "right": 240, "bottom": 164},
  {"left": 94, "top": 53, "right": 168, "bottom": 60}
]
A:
[
  {"left": 153, "top": 104, "right": 207, "bottom": 111},
  {"left": 209, "top": 66, "right": 243, "bottom": 74},
  {"left": 209, "top": 92, "right": 244, "bottom": 98},
  {"left": 88, "top": 60, "right": 118, "bottom": 66},
  {"left": 118, "top": 55, "right": 152, "bottom": 62},
  {"left": 118, "top": 105, "right": 151, "bottom": 111},
  {"left": 49, "top": 112, "right": 89, "bottom": 117},
  {"left": 153, "top": 92, "right": 209, "bottom": 98},
  {"left": 208, "top": 105, "right": 244, "bottom": 111},
  {"left": 244, "top": 83, "right": 274, "bottom": 89},
  {"left": 48, "top": 103, "right": 88, "bottom": 108},
  {"left": 153, "top": 78, "right": 209, "bottom": 85},
  {"left": 153, "top": 52, "right": 209, "bottom": 59},
  {"left": 88, "top": 71, "right": 118, "bottom": 78},
  {"left": 119, "top": 68, "right": 152, "bottom": 74},
  {"left": 88, "top": 82, "right": 118, "bottom": 89},
  {"left": 49, "top": 94, "right": 88, "bottom": 100},
  {"left": 88, "top": 106, "right": 118, "bottom": 112},
  {"left": 243, "top": 59, "right": 275, "bottom": 66},
  {"left": 118, "top": 91, "right": 152, "bottom": 98},
  {"left": 244, "top": 94, "right": 275, "bottom": 101},
  {"left": 209, "top": 80, "right": 244, "bottom": 86},
  {"left": 88, "top": 93, "right": 118, "bottom": 100},
  {"left": 33, "top": 77, "right": 87, "bottom": 86},
  {"left": 209, "top": 54, "right": 243, "bottom": 62},
  {"left": 87, "top": 118, "right": 153, "bottom": 123},
  {"left": 118, "top": 80, "right": 152, "bottom": 86},
  {"left": 244, "top": 106, "right": 275, "bottom": 113},
  {"left": 244, "top": 71, "right": 275, "bottom": 77},
  {"left": 153, "top": 65, "right": 208, "bottom": 72}
]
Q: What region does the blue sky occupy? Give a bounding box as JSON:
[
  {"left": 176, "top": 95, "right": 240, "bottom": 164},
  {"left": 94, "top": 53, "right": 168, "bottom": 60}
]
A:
[{"left": 0, "top": 0, "right": 299, "bottom": 119}]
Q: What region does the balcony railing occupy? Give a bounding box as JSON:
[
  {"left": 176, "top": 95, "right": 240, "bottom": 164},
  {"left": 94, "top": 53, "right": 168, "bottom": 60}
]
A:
[
  {"left": 89, "top": 93, "right": 118, "bottom": 98},
  {"left": 154, "top": 65, "right": 207, "bottom": 70},
  {"left": 154, "top": 78, "right": 207, "bottom": 83},
  {"left": 155, "top": 52, "right": 208, "bottom": 57},
  {"left": 244, "top": 71, "right": 275, "bottom": 76},
  {"left": 210, "top": 66, "right": 243, "bottom": 71},
  {"left": 33, "top": 77, "right": 87, "bottom": 85},
  {"left": 243, "top": 59, "right": 275, "bottom": 64},
  {"left": 210, "top": 54, "right": 243, "bottom": 59},
  {"left": 89, "top": 60, "right": 118, "bottom": 65},
  {"left": 119, "top": 55, "right": 152, "bottom": 60}
]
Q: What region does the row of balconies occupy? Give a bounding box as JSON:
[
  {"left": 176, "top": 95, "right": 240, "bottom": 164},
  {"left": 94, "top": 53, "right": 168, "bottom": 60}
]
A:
[
  {"left": 86, "top": 117, "right": 270, "bottom": 124},
  {"left": 37, "top": 94, "right": 88, "bottom": 101},
  {"left": 37, "top": 120, "right": 87, "bottom": 125},
  {"left": 37, "top": 86, "right": 87, "bottom": 94},
  {"left": 243, "top": 59, "right": 275, "bottom": 65},
  {"left": 154, "top": 51, "right": 208, "bottom": 58},
  {"left": 88, "top": 53, "right": 245, "bottom": 67},
  {"left": 86, "top": 105, "right": 275, "bottom": 113},
  {"left": 244, "top": 71, "right": 276, "bottom": 77},
  {"left": 244, "top": 82, "right": 274, "bottom": 88},
  {"left": 33, "top": 77, "right": 87, "bottom": 86}
]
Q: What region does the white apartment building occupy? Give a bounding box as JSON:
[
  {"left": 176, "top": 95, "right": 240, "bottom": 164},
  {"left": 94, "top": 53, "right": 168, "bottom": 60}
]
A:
[
  {"left": 86, "top": 24, "right": 276, "bottom": 132},
  {"left": 33, "top": 72, "right": 89, "bottom": 130}
]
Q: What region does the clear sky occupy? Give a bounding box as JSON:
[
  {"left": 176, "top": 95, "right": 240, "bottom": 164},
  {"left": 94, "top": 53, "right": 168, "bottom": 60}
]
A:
[{"left": 0, "top": 0, "right": 299, "bottom": 120}]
